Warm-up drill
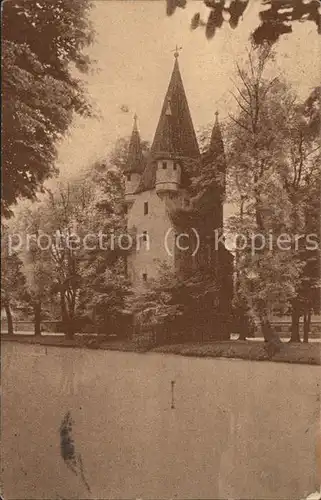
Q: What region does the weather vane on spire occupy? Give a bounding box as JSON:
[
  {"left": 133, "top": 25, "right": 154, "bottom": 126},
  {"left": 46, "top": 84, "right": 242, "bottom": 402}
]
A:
[
  {"left": 172, "top": 45, "right": 182, "bottom": 58},
  {"left": 133, "top": 113, "right": 138, "bottom": 130}
]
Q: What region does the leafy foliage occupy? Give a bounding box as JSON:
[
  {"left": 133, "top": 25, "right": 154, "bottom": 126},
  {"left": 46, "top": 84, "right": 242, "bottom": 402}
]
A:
[
  {"left": 127, "top": 263, "right": 184, "bottom": 337},
  {"left": 107, "top": 136, "right": 150, "bottom": 173},
  {"left": 10, "top": 144, "right": 131, "bottom": 336},
  {"left": 225, "top": 43, "right": 320, "bottom": 341},
  {"left": 127, "top": 260, "right": 231, "bottom": 344},
  {"left": 1, "top": 225, "right": 27, "bottom": 333},
  {"left": 2, "top": 0, "right": 94, "bottom": 216},
  {"left": 168, "top": 0, "right": 321, "bottom": 44}
]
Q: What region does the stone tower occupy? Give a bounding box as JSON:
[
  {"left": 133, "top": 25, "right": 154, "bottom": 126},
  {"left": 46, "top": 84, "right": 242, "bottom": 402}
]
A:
[
  {"left": 124, "top": 54, "right": 201, "bottom": 288},
  {"left": 124, "top": 53, "right": 230, "bottom": 296}
]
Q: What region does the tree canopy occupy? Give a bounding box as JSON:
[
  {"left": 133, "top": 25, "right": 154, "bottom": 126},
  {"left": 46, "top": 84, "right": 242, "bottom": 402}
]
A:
[
  {"left": 2, "top": 0, "right": 94, "bottom": 217},
  {"left": 224, "top": 44, "right": 320, "bottom": 342},
  {"left": 6, "top": 142, "right": 130, "bottom": 338},
  {"left": 167, "top": 0, "right": 321, "bottom": 44}
]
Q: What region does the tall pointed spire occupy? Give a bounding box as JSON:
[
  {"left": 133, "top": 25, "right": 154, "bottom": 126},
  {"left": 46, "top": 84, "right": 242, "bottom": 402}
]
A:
[
  {"left": 151, "top": 56, "right": 199, "bottom": 159},
  {"left": 125, "top": 114, "right": 145, "bottom": 174},
  {"left": 133, "top": 113, "right": 138, "bottom": 130},
  {"left": 159, "top": 97, "right": 176, "bottom": 155},
  {"left": 207, "top": 110, "right": 226, "bottom": 203},
  {"left": 209, "top": 111, "right": 225, "bottom": 156}
]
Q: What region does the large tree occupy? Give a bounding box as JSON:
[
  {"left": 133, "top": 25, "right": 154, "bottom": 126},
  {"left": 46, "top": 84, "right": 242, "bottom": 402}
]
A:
[
  {"left": 280, "top": 89, "right": 321, "bottom": 341},
  {"left": 168, "top": 0, "right": 320, "bottom": 44},
  {"left": 220, "top": 48, "right": 320, "bottom": 343},
  {"left": 1, "top": 225, "right": 26, "bottom": 335},
  {"left": 77, "top": 157, "right": 131, "bottom": 335},
  {"left": 2, "top": 0, "right": 94, "bottom": 217},
  {"left": 11, "top": 202, "right": 56, "bottom": 336},
  {"left": 12, "top": 156, "right": 129, "bottom": 338},
  {"left": 42, "top": 180, "right": 97, "bottom": 338},
  {"left": 225, "top": 44, "right": 306, "bottom": 345}
]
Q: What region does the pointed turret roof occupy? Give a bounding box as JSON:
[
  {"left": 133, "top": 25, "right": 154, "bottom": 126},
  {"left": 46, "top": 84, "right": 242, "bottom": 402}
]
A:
[
  {"left": 209, "top": 111, "right": 225, "bottom": 157},
  {"left": 155, "top": 98, "right": 176, "bottom": 156},
  {"left": 203, "top": 111, "right": 226, "bottom": 199},
  {"left": 151, "top": 57, "right": 200, "bottom": 159},
  {"left": 125, "top": 114, "right": 144, "bottom": 174}
]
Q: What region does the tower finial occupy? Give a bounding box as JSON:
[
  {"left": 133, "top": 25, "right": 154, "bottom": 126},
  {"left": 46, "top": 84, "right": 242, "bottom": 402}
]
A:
[
  {"left": 172, "top": 45, "right": 182, "bottom": 59},
  {"left": 133, "top": 113, "right": 138, "bottom": 130},
  {"left": 126, "top": 112, "right": 144, "bottom": 175},
  {"left": 215, "top": 110, "right": 219, "bottom": 121}
]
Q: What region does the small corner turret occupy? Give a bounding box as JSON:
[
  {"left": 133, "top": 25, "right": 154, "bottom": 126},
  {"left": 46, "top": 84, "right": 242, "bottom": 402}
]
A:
[
  {"left": 124, "top": 114, "right": 145, "bottom": 205},
  {"left": 201, "top": 110, "right": 227, "bottom": 230},
  {"left": 208, "top": 111, "right": 226, "bottom": 195}
]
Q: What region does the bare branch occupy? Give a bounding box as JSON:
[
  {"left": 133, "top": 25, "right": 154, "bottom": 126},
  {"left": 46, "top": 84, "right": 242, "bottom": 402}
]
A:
[
  {"left": 228, "top": 114, "right": 252, "bottom": 133},
  {"left": 261, "top": 77, "right": 278, "bottom": 99},
  {"left": 230, "top": 77, "right": 251, "bottom": 105},
  {"left": 305, "top": 145, "right": 321, "bottom": 159},
  {"left": 236, "top": 62, "right": 253, "bottom": 102},
  {"left": 230, "top": 91, "right": 252, "bottom": 118},
  {"left": 247, "top": 48, "right": 255, "bottom": 80},
  {"left": 296, "top": 131, "right": 304, "bottom": 189}
]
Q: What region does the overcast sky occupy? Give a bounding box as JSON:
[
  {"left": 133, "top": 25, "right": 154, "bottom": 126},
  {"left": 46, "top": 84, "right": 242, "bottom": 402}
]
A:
[{"left": 56, "top": 0, "right": 320, "bottom": 178}]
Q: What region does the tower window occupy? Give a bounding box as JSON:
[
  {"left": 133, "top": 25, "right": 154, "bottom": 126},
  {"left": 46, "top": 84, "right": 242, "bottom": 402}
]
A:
[
  {"left": 144, "top": 202, "right": 148, "bottom": 215},
  {"left": 184, "top": 198, "right": 190, "bottom": 207},
  {"left": 173, "top": 163, "right": 178, "bottom": 171},
  {"left": 142, "top": 231, "right": 147, "bottom": 242},
  {"left": 126, "top": 173, "right": 131, "bottom": 181},
  {"left": 124, "top": 205, "right": 128, "bottom": 214},
  {"left": 162, "top": 161, "right": 167, "bottom": 169},
  {"left": 142, "top": 273, "right": 148, "bottom": 282}
]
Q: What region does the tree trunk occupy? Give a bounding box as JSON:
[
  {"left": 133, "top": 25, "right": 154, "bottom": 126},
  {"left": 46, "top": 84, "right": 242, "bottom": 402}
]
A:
[
  {"left": 253, "top": 185, "right": 281, "bottom": 348},
  {"left": 65, "top": 320, "right": 75, "bottom": 339},
  {"left": 260, "top": 315, "right": 274, "bottom": 342},
  {"left": 237, "top": 312, "right": 247, "bottom": 340},
  {"left": 253, "top": 302, "right": 281, "bottom": 354},
  {"left": 4, "top": 301, "right": 14, "bottom": 335},
  {"left": 303, "top": 309, "right": 311, "bottom": 343},
  {"left": 258, "top": 310, "right": 283, "bottom": 358},
  {"left": 60, "top": 291, "right": 68, "bottom": 333},
  {"left": 60, "top": 291, "right": 74, "bottom": 339},
  {"left": 34, "top": 301, "right": 41, "bottom": 336},
  {"left": 290, "top": 304, "right": 301, "bottom": 342}
]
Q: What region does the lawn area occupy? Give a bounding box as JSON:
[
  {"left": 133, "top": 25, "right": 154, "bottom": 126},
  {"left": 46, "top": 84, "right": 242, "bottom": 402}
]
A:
[{"left": 2, "top": 334, "right": 320, "bottom": 365}]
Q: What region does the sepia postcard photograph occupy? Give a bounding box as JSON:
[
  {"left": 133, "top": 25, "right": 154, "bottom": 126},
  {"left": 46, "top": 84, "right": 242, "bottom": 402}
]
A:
[{"left": 1, "top": 0, "right": 321, "bottom": 498}]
